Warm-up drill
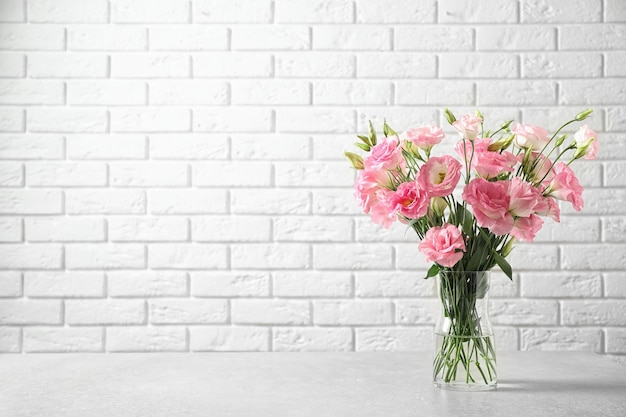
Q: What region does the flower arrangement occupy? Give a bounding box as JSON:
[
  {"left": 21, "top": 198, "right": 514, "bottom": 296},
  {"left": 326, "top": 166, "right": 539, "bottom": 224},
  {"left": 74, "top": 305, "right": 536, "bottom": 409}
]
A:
[{"left": 344, "top": 108, "right": 598, "bottom": 390}]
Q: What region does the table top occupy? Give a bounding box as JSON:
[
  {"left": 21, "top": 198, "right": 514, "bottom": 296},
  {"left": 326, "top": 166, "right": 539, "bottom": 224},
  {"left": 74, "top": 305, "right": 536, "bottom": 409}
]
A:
[{"left": 1, "top": 351, "right": 624, "bottom": 417}]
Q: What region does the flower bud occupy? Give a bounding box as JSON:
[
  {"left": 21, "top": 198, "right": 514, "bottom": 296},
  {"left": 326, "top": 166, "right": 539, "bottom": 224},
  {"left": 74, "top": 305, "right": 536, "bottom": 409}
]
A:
[
  {"left": 344, "top": 151, "right": 364, "bottom": 170},
  {"left": 555, "top": 134, "right": 567, "bottom": 147},
  {"left": 475, "top": 110, "right": 484, "bottom": 120},
  {"left": 575, "top": 109, "right": 593, "bottom": 121},
  {"left": 488, "top": 134, "right": 515, "bottom": 152},
  {"left": 573, "top": 137, "right": 595, "bottom": 160},
  {"left": 500, "top": 119, "right": 514, "bottom": 130},
  {"left": 501, "top": 238, "right": 515, "bottom": 257},
  {"left": 430, "top": 197, "right": 448, "bottom": 217},
  {"left": 444, "top": 108, "right": 456, "bottom": 125}
]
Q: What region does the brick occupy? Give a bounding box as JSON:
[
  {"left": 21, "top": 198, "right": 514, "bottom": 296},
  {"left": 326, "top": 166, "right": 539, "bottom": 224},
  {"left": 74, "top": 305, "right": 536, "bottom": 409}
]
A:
[
  {"left": 193, "top": 161, "right": 272, "bottom": 187},
  {"left": 0, "top": 271, "right": 21, "bottom": 297},
  {"left": 276, "top": 53, "right": 355, "bottom": 78},
  {"left": 193, "top": 52, "right": 273, "bottom": 78},
  {"left": 65, "top": 244, "right": 146, "bottom": 270},
  {"left": 232, "top": 300, "right": 310, "bottom": 325},
  {"left": 396, "top": 26, "right": 473, "bottom": 51},
  {"left": 560, "top": 25, "right": 626, "bottom": 50},
  {"left": 0, "top": 217, "right": 21, "bottom": 242},
  {"left": 276, "top": 0, "right": 353, "bottom": 23},
  {"left": 27, "top": 0, "right": 108, "bottom": 23},
  {"left": 66, "top": 189, "right": 146, "bottom": 214},
  {"left": 356, "top": 0, "right": 435, "bottom": 23},
  {"left": 275, "top": 161, "right": 353, "bottom": 187},
  {"left": 357, "top": 108, "right": 439, "bottom": 133},
  {"left": 149, "top": 134, "right": 228, "bottom": 160},
  {"left": 395, "top": 243, "right": 429, "bottom": 270},
  {"left": 24, "top": 327, "right": 103, "bottom": 353},
  {"left": 356, "top": 328, "right": 432, "bottom": 351},
  {"left": 66, "top": 299, "right": 145, "bottom": 325},
  {"left": 314, "top": 26, "right": 391, "bottom": 50},
  {"left": 562, "top": 244, "right": 626, "bottom": 270},
  {"left": 273, "top": 327, "right": 353, "bottom": 351},
  {"left": 311, "top": 132, "right": 358, "bottom": 160},
  {"left": 0, "top": 162, "right": 22, "bottom": 186},
  {"left": 439, "top": 53, "right": 519, "bottom": 78},
  {"left": 68, "top": 26, "right": 147, "bottom": 51},
  {"left": 0, "top": 190, "right": 62, "bottom": 214},
  {"left": 0, "top": 327, "right": 21, "bottom": 352},
  {"left": 606, "top": 0, "right": 626, "bottom": 22},
  {"left": 149, "top": 26, "right": 228, "bottom": 51},
  {"left": 193, "top": 108, "right": 272, "bottom": 133},
  {"left": 569, "top": 161, "right": 599, "bottom": 187},
  {"left": 314, "top": 300, "right": 393, "bottom": 325},
  {"left": 192, "top": 216, "right": 271, "bottom": 242},
  {"left": 274, "top": 216, "right": 352, "bottom": 242},
  {"left": 107, "top": 326, "right": 187, "bottom": 352},
  {"left": 0, "top": 0, "right": 24, "bottom": 22},
  {"left": 149, "top": 299, "right": 227, "bottom": 324},
  {"left": 232, "top": 80, "right": 309, "bottom": 105},
  {"left": 397, "top": 80, "right": 474, "bottom": 105},
  {"left": 25, "top": 162, "right": 107, "bottom": 187},
  {"left": 477, "top": 26, "right": 556, "bottom": 51},
  {"left": 24, "top": 271, "right": 104, "bottom": 297},
  {"left": 149, "top": 80, "right": 227, "bottom": 105},
  {"left": 0, "top": 53, "right": 24, "bottom": 77},
  {"left": 313, "top": 244, "right": 392, "bottom": 270},
  {"left": 231, "top": 244, "right": 311, "bottom": 269},
  {"left": 109, "top": 217, "right": 189, "bottom": 242},
  {"left": 522, "top": 52, "right": 602, "bottom": 78},
  {"left": 521, "top": 107, "right": 603, "bottom": 132},
  {"left": 110, "top": 162, "right": 188, "bottom": 187},
  {"left": 110, "top": 0, "right": 189, "bottom": 23},
  {"left": 520, "top": 328, "right": 601, "bottom": 352},
  {"left": 561, "top": 80, "right": 626, "bottom": 105},
  {"left": 111, "top": 108, "right": 190, "bottom": 132},
  {"left": 478, "top": 81, "right": 557, "bottom": 106},
  {"left": 522, "top": 0, "right": 601, "bottom": 22},
  {"left": 439, "top": 0, "right": 518, "bottom": 22},
  {"left": 67, "top": 134, "right": 146, "bottom": 160},
  {"left": 149, "top": 189, "right": 227, "bottom": 214},
  {"left": 313, "top": 80, "right": 391, "bottom": 105},
  {"left": 231, "top": 189, "right": 310, "bottom": 214},
  {"left": 0, "top": 299, "right": 62, "bottom": 324},
  {"left": 68, "top": 81, "right": 146, "bottom": 105},
  {"left": 28, "top": 108, "right": 108, "bottom": 133},
  {"left": 190, "top": 326, "right": 269, "bottom": 351},
  {"left": 28, "top": 53, "right": 108, "bottom": 78},
  {"left": 607, "top": 107, "right": 626, "bottom": 132},
  {"left": 312, "top": 189, "right": 361, "bottom": 215},
  {"left": 0, "top": 108, "right": 23, "bottom": 133},
  {"left": 355, "top": 217, "right": 415, "bottom": 243},
  {"left": 232, "top": 26, "right": 310, "bottom": 50},
  {"left": 25, "top": 217, "right": 105, "bottom": 242},
  {"left": 0, "top": 80, "right": 63, "bottom": 105},
  {"left": 148, "top": 244, "right": 228, "bottom": 269},
  {"left": 0, "top": 24, "right": 64, "bottom": 50},
  {"left": 606, "top": 328, "right": 626, "bottom": 354},
  {"left": 193, "top": 0, "right": 272, "bottom": 23},
  {"left": 521, "top": 272, "right": 602, "bottom": 298},
  {"left": 277, "top": 108, "right": 355, "bottom": 133},
  {"left": 191, "top": 272, "right": 270, "bottom": 297},
  {"left": 563, "top": 300, "right": 626, "bottom": 325},
  {"left": 395, "top": 299, "right": 439, "bottom": 325},
  {"left": 356, "top": 272, "right": 435, "bottom": 297},
  {"left": 562, "top": 189, "right": 626, "bottom": 215},
  {"left": 107, "top": 271, "right": 188, "bottom": 297},
  {"left": 231, "top": 134, "right": 310, "bottom": 160},
  {"left": 112, "top": 54, "right": 189, "bottom": 78},
  {"left": 606, "top": 52, "right": 626, "bottom": 76},
  {"left": 534, "top": 216, "right": 600, "bottom": 242},
  {"left": 508, "top": 244, "right": 559, "bottom": 271},
  {"left": 273, "top": 271, "right": 352, "bottom": 297},
  {"left": 491, "top": 300, "right": 558, "bottom": 325},
  {"left": 357, "top": 52, "right": 436, "bottom": 78},
  {"left": 594, "top": 133, "right": 624, "bottom": 159},
  {"left": 604, "top": 217, "right": 626, "bottom": 242}
]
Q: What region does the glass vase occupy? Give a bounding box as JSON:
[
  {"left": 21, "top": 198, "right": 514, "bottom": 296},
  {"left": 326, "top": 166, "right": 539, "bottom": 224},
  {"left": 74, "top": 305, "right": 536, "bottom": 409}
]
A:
[{"left": 433, "top": 270, "right": 497, "bottom": 391}]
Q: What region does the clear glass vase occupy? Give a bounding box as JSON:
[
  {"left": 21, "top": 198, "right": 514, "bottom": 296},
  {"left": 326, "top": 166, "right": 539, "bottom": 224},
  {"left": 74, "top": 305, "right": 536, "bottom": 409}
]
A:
[{"left": 433, "top": 270, "right": 497, "bottom": 391}]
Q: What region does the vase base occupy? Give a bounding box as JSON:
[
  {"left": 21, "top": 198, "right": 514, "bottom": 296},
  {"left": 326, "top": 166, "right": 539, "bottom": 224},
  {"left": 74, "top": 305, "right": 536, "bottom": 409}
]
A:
[{"left": 434, "top": 381, "right": 497, "bottom": 392}]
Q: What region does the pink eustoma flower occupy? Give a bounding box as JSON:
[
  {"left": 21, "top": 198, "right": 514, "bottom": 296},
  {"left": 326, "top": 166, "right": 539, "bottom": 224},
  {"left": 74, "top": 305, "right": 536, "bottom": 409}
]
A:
[
  {"left": 364, "top": 137, "right": 404, "bottom": 171},
  {"left": 508, "top": 177, "right": 543, "bottom": 218},
  {"left": 546, "top": 162, "right": 584, "bottom": 211},
  {"left": 455, "top": 138, "right": 517, "bottom": 179},
  {"left": 574, "top": 125, "right": 599, "bottom": 160},
  {"left": 354, "top": 168, "right": 391, "bottom": 214},
  {"left": 510, "top": 214, "right": 544, "bottom": 242},
  {"left": 462, "top": 178, "right": 514, "bottom": 236},
  {"left": 417, "top": 155, "right": 462, "bottom": 197},
  {"left": 418, "top": 224, "right": 467, "bottom": 268},
  {"left": 402, "top": 126, "right": 445, "bottom": 150},
  {"left": 512, "top": 123, "right": 550, "bottom": 151},
  {"left": 388, "top": 181, "right": 429, "bottom": 219},
  {"left": 453, "top": 114, "right": 482, "bottom": 141}
]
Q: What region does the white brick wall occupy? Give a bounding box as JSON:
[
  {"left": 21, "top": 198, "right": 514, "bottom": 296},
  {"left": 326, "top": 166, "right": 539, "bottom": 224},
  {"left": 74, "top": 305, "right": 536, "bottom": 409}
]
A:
[{"left": 0, "top": 0, "right": 624, "bottom": 355}]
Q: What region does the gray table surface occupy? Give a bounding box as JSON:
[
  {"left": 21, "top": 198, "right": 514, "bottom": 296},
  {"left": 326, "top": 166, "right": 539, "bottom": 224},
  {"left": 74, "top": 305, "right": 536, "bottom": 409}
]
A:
[{"left": 0, "top": 351, "right": 624, "bottom": 417}]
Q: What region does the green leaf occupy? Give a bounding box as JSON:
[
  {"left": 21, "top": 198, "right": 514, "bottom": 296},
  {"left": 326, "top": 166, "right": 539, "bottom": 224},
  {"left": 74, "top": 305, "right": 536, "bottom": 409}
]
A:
[
  {"left": 455, "top": 203, "right": 474, "bottom": 236},
  {"left": 356, "top": 135, "right": 371, "bottom": 146},
  {"left": 492, "top": 251, "right": 513, "bottom": 280},
  {"left": 368, "top": 120, "right": 377, "bottom": 146},
  {"left": 355, "top": 142, "right": 370, "bottom": 152},
  {"left": 344, "top": 151, "right": 364, "bottom": 170},
  {"left": 424, "top": 264, "right": 440, "bottom": 280},
  {"left": 383, "top": 119, "right": 397, "bottom": 137}
]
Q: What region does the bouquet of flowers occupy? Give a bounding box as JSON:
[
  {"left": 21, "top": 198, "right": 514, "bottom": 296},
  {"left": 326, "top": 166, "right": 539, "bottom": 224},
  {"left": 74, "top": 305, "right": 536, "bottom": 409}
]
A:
[{"left": 344, "top": 108, "right": 598, "bottom": 390}]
